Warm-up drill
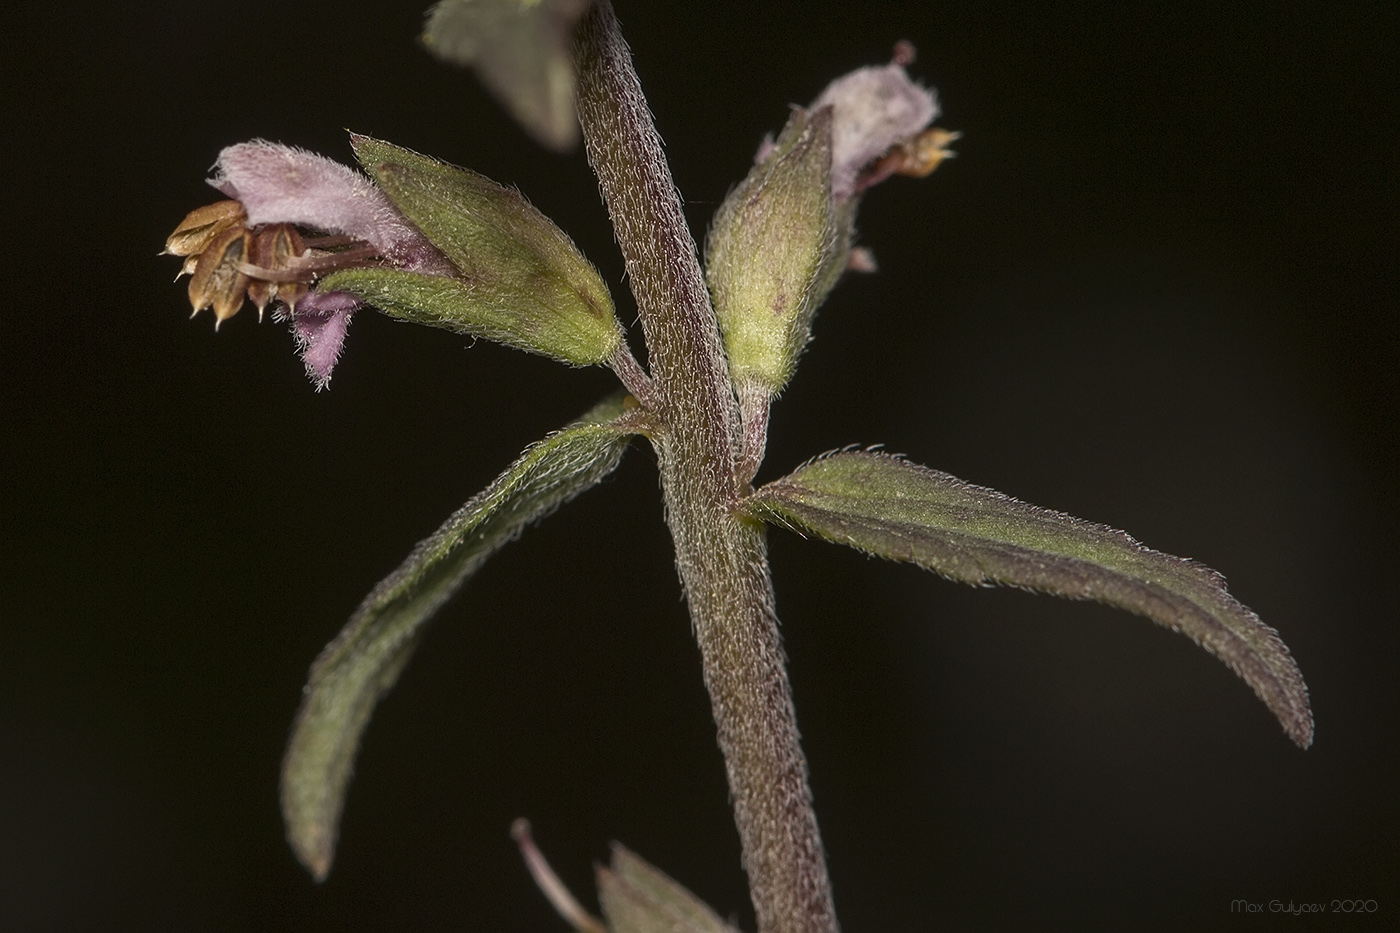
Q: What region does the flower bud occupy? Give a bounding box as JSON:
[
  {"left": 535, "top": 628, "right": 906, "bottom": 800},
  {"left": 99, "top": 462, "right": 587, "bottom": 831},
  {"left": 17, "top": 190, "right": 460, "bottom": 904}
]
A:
[
  {"left": 331, "top": 136, "right": 623, "bottom": 367},
  {"left": 706, "top": 107, "right": 847, "bottom": 396}
]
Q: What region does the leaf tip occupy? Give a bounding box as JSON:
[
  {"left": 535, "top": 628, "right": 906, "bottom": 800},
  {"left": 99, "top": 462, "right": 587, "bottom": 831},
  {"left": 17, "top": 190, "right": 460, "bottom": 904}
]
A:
[
  {"left": 291, "top": 830, "right": 334, "bottom": 883},
  {"left": 1285, "top": 701, "right": 1315, "bottom": 750}
]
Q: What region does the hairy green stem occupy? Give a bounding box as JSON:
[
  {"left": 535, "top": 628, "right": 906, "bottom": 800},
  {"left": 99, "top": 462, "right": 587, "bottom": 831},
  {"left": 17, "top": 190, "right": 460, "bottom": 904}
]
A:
[{"left": 575, "top": 5, "right": 838, "bottom": 932}]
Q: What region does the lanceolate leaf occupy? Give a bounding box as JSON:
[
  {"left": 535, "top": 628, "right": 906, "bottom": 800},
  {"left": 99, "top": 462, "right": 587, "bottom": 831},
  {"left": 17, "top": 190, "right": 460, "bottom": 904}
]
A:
[
  {"left": 597, "top": 844, "right": 742, "bottom": 933},
  {"left": 743, "top": 451, "right": 1313, "bottom": 748},
  {"left": 282, "top": 393, "right": 636, "bottom": 881}
]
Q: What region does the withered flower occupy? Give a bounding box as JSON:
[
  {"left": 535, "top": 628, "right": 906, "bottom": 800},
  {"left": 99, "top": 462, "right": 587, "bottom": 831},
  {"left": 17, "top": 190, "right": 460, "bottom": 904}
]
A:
[
  {"left": 164, "top": 141, "right": 451, "bottom": 388},
  {"left": 709, "top": 43, "right": 960, "bottom": 405},
  {"left": 806, "top": 42, "right": 958, "bottom": 201},
  {"left": 164, "top": 203, "right": 341, "bottom": 326},
  {"left": 167, "top": 136, "right": 625, "bottom": 388}
]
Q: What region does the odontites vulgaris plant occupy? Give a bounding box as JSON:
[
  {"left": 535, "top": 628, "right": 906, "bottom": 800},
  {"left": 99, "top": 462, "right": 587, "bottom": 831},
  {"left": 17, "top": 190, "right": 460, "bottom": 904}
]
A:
[{"left": 163, "top": 3, "right": 1311, "bottom": 931}]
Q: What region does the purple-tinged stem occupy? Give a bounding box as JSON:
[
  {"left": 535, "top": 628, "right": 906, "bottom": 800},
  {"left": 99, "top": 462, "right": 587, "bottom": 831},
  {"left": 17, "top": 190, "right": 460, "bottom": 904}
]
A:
[{"left": 575, "top": 5, "right": 839, "bottom": 932}]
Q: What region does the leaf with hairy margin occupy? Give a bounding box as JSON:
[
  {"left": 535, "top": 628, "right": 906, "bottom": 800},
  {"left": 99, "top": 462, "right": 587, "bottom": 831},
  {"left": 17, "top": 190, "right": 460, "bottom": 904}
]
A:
[
  {"left": 282, "top": 393, "right": 636, "bottom": 880},
  {"left": 742, "top": 450, "right": 1313, "bottom": 748}
]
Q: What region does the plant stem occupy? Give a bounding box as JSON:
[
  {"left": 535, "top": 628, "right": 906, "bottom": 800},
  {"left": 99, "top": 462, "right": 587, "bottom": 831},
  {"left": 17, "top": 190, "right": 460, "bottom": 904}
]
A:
[{"left": 575, "top": 5, "right": 838, "bottom": 932}]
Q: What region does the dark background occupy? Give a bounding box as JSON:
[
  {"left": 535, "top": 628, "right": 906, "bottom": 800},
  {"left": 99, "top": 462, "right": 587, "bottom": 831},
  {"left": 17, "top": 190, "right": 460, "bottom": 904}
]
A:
[{"left": 2, "top": 1, "right": 1394, "bottom": 929}]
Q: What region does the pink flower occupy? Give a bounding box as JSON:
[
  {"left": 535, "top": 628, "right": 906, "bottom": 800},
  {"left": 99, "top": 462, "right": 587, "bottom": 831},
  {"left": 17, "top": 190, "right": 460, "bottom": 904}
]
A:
[
  {"left": 166, "top": 141, "right": 450, "bottom": 389},
  {"left": 805, "top": 43, "right": 957, "bottom": 202},
  {"left": 210, "top": 141, "right": 432, "bottom": 260}
]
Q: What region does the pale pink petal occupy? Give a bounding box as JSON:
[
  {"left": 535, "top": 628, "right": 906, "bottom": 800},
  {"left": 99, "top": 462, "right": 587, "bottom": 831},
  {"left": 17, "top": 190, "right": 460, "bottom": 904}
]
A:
[
  {"left": 210, "top": 141, "right": 428, "bottom": 259},
  {"left": 811, "top": 63, "right": 938, "bottom": 201},
  {"left": 290, "top": 291, "right": 361, "bottom": 390}
]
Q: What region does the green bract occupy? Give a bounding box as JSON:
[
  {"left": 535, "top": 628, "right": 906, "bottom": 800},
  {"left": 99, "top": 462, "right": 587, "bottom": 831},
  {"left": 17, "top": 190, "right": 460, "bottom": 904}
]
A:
[
  {"left": 706, "top": 107, "right": 850, "bottom": 396},
  {"left": 743, "top": 451, "right": 1314, "bottom": 749},
  {"left": 326, "top": 135, "right": 624, "bottom": 366},
  {"left": 281, "top": 394, "right": 636, "bottom": 881}
]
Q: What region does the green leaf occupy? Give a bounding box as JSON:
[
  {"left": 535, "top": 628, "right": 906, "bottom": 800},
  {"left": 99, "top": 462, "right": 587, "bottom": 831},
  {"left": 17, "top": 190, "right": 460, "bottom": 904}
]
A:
[
  {"left": 743, "top": 451, "right": 1313, "bottom": 748},
  {"left": 598, "top": 844, "right": 741, "bottom": 933},
  {"left": 282, "top": 394, "right": 635, "bottom": 881},
  {"left": 422, "top": 0, "right": 589, "bottom": 151}
]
